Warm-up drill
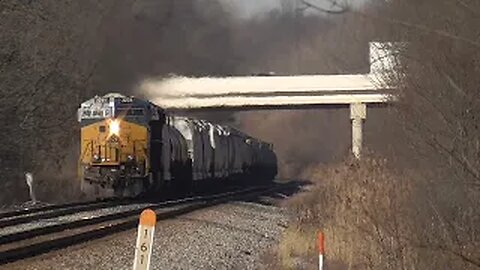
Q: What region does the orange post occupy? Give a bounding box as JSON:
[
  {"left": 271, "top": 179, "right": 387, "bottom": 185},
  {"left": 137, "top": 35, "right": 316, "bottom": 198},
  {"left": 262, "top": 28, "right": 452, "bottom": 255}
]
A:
[
  {"left": 139, "top": 209, "right": 156, "bottom": 227},
  {"left": 317, "top": 231, "right": 325, "bottom": 255},
  {"left": 317, "top": 231, "right": 325, "bottom": 270}
]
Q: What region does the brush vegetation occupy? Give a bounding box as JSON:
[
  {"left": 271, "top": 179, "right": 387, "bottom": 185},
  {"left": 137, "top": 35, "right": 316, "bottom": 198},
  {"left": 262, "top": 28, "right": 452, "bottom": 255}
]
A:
[
  {"left": 264, "top": 0, "right": 480, "bottom": 268},
  {"left": 266, "top": 157, "right": 479, "bottom": 270}
]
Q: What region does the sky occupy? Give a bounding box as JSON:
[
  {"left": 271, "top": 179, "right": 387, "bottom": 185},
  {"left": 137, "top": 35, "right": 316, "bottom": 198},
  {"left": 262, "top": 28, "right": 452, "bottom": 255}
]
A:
[
  {"left": 220, "top": 0, "right": 365, "bottom": 18},
  {"left": 221, "top": 0, "right": 282, "bottom": 18}
]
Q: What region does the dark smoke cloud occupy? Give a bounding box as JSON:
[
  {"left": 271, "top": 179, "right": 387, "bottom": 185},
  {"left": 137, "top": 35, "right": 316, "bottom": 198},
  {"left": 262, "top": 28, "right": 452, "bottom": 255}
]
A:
[
  {"left": 220, "top": 8, "right": 378, "bottom": 177},
  {"left": 1, "top": 0, "right": 383, "bottom": 204},
  {"left": 135, "top": 1, "right": 380, "bottom": 178},
  {"left": 92, "top": 0, "right": 237, "bottom": 92},
  {"left": 237, "top": 109, "right": 351, "bottom": 177}
]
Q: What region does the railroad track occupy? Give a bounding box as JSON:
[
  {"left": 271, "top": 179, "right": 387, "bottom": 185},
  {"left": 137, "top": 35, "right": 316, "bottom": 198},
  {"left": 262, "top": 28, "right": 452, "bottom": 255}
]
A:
[
  {"left": 0, "top": 197, "right": 125, "bottom": 220},
  {"left": 0, "top": 182, "right": 297, "bottom": 265},
  {"left": 0, "top": 199, "right": 134, "bottom": 228}
]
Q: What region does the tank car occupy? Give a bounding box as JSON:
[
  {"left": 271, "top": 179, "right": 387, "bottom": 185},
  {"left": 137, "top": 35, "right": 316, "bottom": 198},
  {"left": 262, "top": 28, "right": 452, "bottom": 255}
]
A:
[{"left": 78, "top": 93, "right": 277, "bottom": 199}]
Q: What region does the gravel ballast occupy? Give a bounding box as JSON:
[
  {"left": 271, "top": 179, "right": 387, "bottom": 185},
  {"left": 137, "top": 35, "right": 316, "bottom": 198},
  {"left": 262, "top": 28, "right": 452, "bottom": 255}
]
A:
[{"left": 1, "top": 199, "right": 289, "bottom": 270}]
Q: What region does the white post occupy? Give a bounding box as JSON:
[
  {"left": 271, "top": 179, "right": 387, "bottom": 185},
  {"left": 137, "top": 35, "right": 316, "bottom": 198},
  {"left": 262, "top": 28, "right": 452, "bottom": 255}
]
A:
[
  {"left": 350, "top": 103, "right": 367, "bottom": 159},
  {"left": 133, "top": 209, "right": 156, "bottom": 270},
  {"left": 319, "top": 254, "right": 323, "bottom": 270},
  {"left": 25, "top": 172, "right": 36, "bottom": 204}
]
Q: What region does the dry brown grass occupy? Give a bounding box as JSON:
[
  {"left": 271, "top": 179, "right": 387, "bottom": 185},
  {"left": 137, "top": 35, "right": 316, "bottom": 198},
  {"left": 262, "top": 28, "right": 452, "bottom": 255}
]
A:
[{"left": 269, "top": 156, "right": 480, "bottom": 270}]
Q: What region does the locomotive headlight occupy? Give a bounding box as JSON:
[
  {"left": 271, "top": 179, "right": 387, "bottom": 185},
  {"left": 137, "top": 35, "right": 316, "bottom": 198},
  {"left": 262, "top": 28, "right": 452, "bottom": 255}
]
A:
[{"left": 109, "top": 119, "right": 120, "bottom": 136}]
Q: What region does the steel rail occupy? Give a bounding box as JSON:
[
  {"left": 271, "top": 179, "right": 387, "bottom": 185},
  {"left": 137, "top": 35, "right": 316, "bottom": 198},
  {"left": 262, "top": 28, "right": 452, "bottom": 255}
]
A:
[
  {"left": 0, "top": 198, "right": 117, "bottom": 220},
  {"left": 0, "top": 199, "right": 133, "bottom": 228},
  {"left": 0, "top": 183, "right": 294, "bottom": 265}
]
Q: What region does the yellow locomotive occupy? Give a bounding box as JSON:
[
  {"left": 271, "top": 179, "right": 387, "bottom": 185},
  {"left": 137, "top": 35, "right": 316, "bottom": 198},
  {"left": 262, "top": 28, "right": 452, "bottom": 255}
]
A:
[
  {"left": 78, "top": 93, "right": 277, "bottom": 199},
  {"left": 78, "top": 93, "right": 157, "bottom": 198}
]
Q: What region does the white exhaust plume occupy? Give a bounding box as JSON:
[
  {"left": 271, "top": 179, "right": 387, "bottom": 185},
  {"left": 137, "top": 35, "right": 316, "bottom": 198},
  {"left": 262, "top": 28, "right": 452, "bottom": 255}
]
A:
[
  {"left": 138, "top": 74, "right": 389, "bottom": 109},
  {"left": 136, "top": 41, "right": 396, "bottom": 109},
  {"left": 137, "top": 42, "right": 396, "bottom": 109},
  {"left": 140, "top": 74, "right": 380, "bottom": 98},
  {"left": 150, "top": 94, "right": 389, "bottom": 109}
]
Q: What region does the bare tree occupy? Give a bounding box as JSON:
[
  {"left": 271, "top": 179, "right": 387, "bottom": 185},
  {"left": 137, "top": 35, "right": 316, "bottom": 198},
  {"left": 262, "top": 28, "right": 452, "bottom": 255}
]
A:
[
  {"left": 0, "top": 0, "right": 238, "bottom": 204},
  {"left": 342, "top": 0, "right": 480, "bottom": 268},
  {"left": 250, "top": 1, "right": 480, "bottom": 268},
  {"left": 299, "top": 0, "right": 350, "bottom": 14}
]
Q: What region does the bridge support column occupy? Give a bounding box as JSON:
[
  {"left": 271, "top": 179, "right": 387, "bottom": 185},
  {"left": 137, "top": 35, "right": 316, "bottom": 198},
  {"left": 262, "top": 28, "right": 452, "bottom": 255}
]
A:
[{"left": 350, "top": 103, "right": 366, "bottom": 159}]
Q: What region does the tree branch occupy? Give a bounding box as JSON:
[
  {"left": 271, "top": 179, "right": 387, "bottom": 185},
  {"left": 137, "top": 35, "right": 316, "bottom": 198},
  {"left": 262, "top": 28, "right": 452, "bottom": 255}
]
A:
[{"left": 299, "top": 0, "right": 350, "bottom": 14}]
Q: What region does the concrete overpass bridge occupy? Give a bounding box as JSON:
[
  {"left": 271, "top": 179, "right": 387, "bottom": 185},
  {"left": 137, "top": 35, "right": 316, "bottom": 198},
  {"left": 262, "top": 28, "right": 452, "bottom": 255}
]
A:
[{"left": 142, "top": 42, "right": 399, "bottom": 158}]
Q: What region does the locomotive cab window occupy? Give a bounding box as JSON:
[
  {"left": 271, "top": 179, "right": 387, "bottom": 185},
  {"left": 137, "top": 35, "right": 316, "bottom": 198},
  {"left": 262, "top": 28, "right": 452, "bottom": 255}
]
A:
[{"left": 116, "top": 108, "right": 145, "bottom": 117}]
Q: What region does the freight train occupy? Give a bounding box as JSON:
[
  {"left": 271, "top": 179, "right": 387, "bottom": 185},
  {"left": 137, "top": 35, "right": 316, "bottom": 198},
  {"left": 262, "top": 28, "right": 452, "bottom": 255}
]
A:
[{"left": 78, "top": 93, "right": 277, "bottom": 198}]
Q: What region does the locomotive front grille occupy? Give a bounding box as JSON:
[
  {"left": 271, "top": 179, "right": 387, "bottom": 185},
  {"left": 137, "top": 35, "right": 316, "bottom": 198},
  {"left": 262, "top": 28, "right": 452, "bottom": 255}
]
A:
[{"left": 91, "top": 143, "right": 121, "bottom": 164}]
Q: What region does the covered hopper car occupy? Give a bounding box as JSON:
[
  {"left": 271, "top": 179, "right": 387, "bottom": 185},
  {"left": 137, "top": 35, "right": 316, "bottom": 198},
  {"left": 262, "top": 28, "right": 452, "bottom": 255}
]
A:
[{"left": 78, "top": 93, "right": 277, "bottom": 198}]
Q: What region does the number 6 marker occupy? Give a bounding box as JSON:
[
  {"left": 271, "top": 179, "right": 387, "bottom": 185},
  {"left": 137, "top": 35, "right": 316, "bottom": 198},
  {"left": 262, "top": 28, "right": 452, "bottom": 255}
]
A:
[{"left": 133, "top": 209, "right": 156, "bottom": 270}]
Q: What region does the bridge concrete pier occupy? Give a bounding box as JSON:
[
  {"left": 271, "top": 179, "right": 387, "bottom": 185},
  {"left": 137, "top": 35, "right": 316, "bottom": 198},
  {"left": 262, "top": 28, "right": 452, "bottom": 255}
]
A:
[{"left": 350, "top": 103, "right": 366, "bottom": 159}]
